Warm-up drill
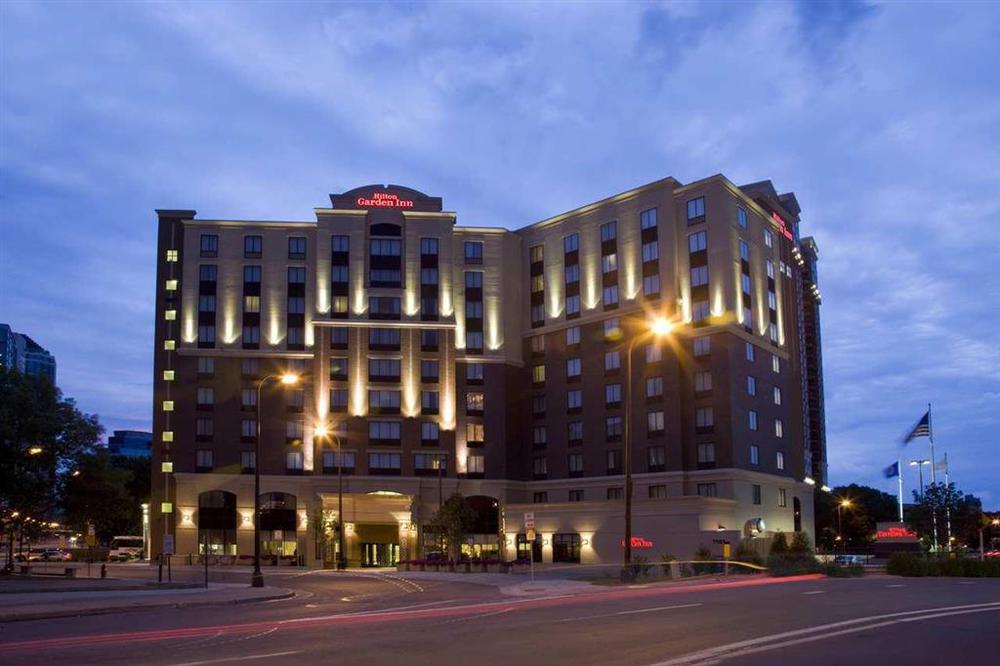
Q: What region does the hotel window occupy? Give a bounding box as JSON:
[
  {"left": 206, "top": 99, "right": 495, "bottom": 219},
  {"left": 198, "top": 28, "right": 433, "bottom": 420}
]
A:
[
  {"left": 696, "top": 407, "right": 714, "bottom": 430},
  {"left": 241, "top": 358, "right": 259, "bottom": 378},
  {"left": 241, "top": 419, "right": 256, "bottom": 440},
  {"left": 196, "top": 418, "right": 213, "bottom": 440},
  {"left": 286, "top": 451, "right": 304, "bottom": 473},
  {"left": 200, "top": 234, "right": 218, "bottom": 257},
  {"left": 198, "top": 357, "right": 215, "bottom": 376},
  {"left": 162, "top": 400, "right": 174, "bottom": 412},
  {"left": 533, "top": 491, "right": 548, "bottom": 504},
  {"left": 749, "top": 410, "right": 758, "bottom": 431},
  {"left": 741, "top": 273, "right": 751, "bottom": 295},
  {"left": 287, "top": 326, "right": 304, "bottom": 347},
  {"left": 465, "top": 271, "right": 483, "bottom": 289},
  {"left": 698, "top": 443, "right": 716, "bottom": 465},
  {"left": 775, "top": 419, "right": 784, "bottom": 438},
  {"left": 464, "top": 241, "right": 483, "bottom": 264},
  {"left": 287, "top": 266, "right": 306, "bottom": 284},
  {"left": 567, "top": 389, "right": 583, "bottom": 411},
  {"left": 196, "top": 449, "right": 214, "bottom": 471},
  {"left": 369, "top": 452, "right": 401, "bottom": 474},
  {"left": 165, "top": 279, "right": 177, "bottom": 291},
  {"left": 532, "top": 364, "right": 546, "bottom": 385},
  {"left": 738, "top": 207, "right": 748, "bottom": 229},
  {"left": 750, "top": 445, "right": 760, "bottom": 465},
  {"left": 646, "top": 376, "right": 663, "bottom": 398},
  {"left": 606, "top": 416, "right": 623, "bottom": 440},
  {"left": 241, "top": 451, "right": 256, "bottom": 472},
  {"left": 530, "top": 244, "right": 544, "bottom": 263},
  {"left": 766, "top": 261, "right": 775, "bottom": 280},
  {"left": 368, "top": 327, "right": 401, "bottom": 349},
  {"left": 603, "top": 318, "right": 622, "bottom": 340},
  {"left": 567, "top": 357, "right": 582, "bottom": 379},
  {"left": 565, "top": 294, "right": 581, "bottom": 316},
  {"left": 600, "top": 220, "right": 617, "bottom": 242},
  {"left": 530, "top": 274, "right": 544, "bottom": 293},
  {"left": 466, "top": 362, "right": 484, "bottom": 383},
  {"left": 772, "top": 354, "right": 780, "bottom": 373},
  {"left": 420, "top": 358, "right": 441, "bottom": 382},
  {"left": 163, "top": 370, "right": 175, "bottom": 381},
  {"left": 330, "top": 326, "right": 349, "bottom": 349},
  {"left": 420, "top": 237, "right": 438, "bottom": 255},
  {"left": 647, "top": 411, "right": 664, "bottom": 435},
  {"left": 640, "top": 207, "right": 657, "bottom": 230},
  {"left": 369, "top": 296, "right": 401, "bottom": 319},
  {"left": 529, "top": 335, "right": 545, "bottom": 355},
  {"left": 420, "top": 268, "right": 439, "bottom": 285},
  {"left": 531, "top": 304, "right": 545, "bottom": 327},
  {"left": 420, "top": 390, "right": 439, "bottom": 414},
  {"left": 198, "top": 325, "right": 215, "bottom": 346},
  {"left": 691, "top": 265, "right": 709, "bottom": 287},
  {"left": 466, "top": 331, "right": 484, "bottom": 352},
  {"left": 739, "top": 240, "right": 750, "bottom": 262},
  {"left": 695, "top": 371, "right": 712, "bottom": 393},
  {"left": 199, "top": 264, "right": 218, "bottom": 282},
  {"left": 563, "top": 233, "right": 579, "bottom": 253},
  {"left": 605, "top": 383, "right": 622, "bottom": 406},
  {"left": 773, "top": 386, "right": 782, "bottom": 405},
  {"left": 778, "top": 488, "right": 787, "bottom": 507},
  {"left": 746, "top": 342, "right": 756, "bottom": 361},
  {"left": 605, "top": 350, "right": 621, "bottom": 372},
  {"left": 688, "top": 230, "right": 707, "bottom": 253},
  {"left": 568, "top": 489, "right": 584, "bottom": 502},
  {"left": 286, "top": 420, "right": 303, "bottom": 442},
  {"left": 693, "top": 336, "right": 710, "bottom": 356},
  {"left": 466, "top": 392, "right": 484, "bottom": 414},
  {"left": 533, "top": 457, "right": 548, "bottom": 478},
  {"left": 601, "top": 253, "right": 618, "bottom": 274},
  {"left": 532, "top": 395, "right": 546, "bottom": 416},
  {"left": 196, "top": 387, "right": 214, "bottom": 408},
  {"left": 465, "top": 301, "right": 483, "bottom": 319},
  {"left": 565, "top": 326, "right": 581, "bottom": 347},
  {"left": 243, "top": 265, "right": 261, "bottom": 283},
  {"left": 330, "top": 389, "right": 348, "bottom": 412},
  {"left": 287, "top": 296, "right": 305, "bottom": 314},
  {"left": 697, "top": 483, "right": 718, "bottom": 497},
  {"left": 602, "top": 285, "right": 619, "bottom": 308},
  {"left": 369, "top": 238, "right": 401, "bottom": 256},
  {"left": 368, "top": 421, "right": 401, "bottom": 444},
  {"left": 767, "top": 291, "right": 777, "bottom": 311},
  {"left": 607, "top": 449, "right": 622, "bottom": 472},
  {"left": 244, "top": 235, "right": 262, "bottom": 258},
  {"left": 164, "top": 339, "right": 176, "bottom": 350},
  {"left": 608, "top": 487, "right": 624, "bottom": 500},
  {"left": 369, "top": 390, "right": 401, "bottom": 413},
  {"left": 645, "top": 343, "right": 662, "bottom": 363},
  {"left": 332, "top": 235, "right": 350, "bottom": 253},
  {"left": 769, "top": 322, "right": 779, "bottom": 344},
  {"left": 777, "top": 451, "right": 785, "bottom": 470},
  {"left": 166, "top": 249, "right": 178, "bottom": 262},
  {"left": 243, "top": 295, "right": 260, "bottom": 314},
  {"left": 467, "top": 422, "right": 485, "bottom": 445},
  {"left": 326, "top": 450, "right": 356, "bottom": 473},
  {"left": 198, "top": 294, "right": 216, "bottom": 312},
  {"left": 564, "top": 263, "right": 580, "bottom": 284},
  {"left": 649, "top": 485, "right": 667, "bottom": 499},
  {"left": 753, "top": 484, "right": 762, "bottom": 505},
  {"left": 747, "top": 376, "right": 757, "bottom": 396},
  {"left": 643, "top": 274, "right": 660, "bottom": 297},
  {"left": 647, "top": 446, "right": 665, "bottom": 470},
  {"left": 687, "top": 197, "right": 705, "bottom": 223},
  {"left": 420, "top": 422, "right": 439, "bottom": 444},
  {"left": 330, "top": 357, "right": 348, "bottom": 381},
  {"left": 568, "top": 453, "right": 584, "bottom": 476},
  {"left": 421, "top": 329, "right": 439, "bottom": 352},
  {"left": 641, "top": 241, "right": 658, "bottom": 263},
  {"left": 467, "top": 455, "right": 485, "bottom": 475},
  {"left": 369, "top": 358, "right": 401, "bottom": 381},
  {"left": 568, "top": 420, "right": 583, "bottom": 443},
  {"left": 288, "top": 237, "right": 306, "bottom": 259},
  {"left": 764, "top": 228, "right": 774, "bottom": 248},
  {"left": 532, "top": 426, "right": 547, "bottom": 448},
  {"left": 692, "top": 300, "right": 710, "bottom": 322}
]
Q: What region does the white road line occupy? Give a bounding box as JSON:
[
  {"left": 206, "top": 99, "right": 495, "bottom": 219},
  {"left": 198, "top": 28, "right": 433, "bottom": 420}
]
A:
[
  {"left": 552, "top": 602, "right": 703, "bottom": 623},
  {"left": 444, "top": 607, "right": 515, "bottom": 624},
  {"left": 650, "top": 601, "right": 1000, "bottom": 666},
  {"left": 281, "top": 598, "right": 459, "bottom": 623},
  {"left": 886, "top": 584, "right": 906, "bottom": 588},
  {"left": 803, "top": 591, "right": 825, "bottom": 595},
  {"left": 170, "top": 650, "right": 301, "bottom": 666}
]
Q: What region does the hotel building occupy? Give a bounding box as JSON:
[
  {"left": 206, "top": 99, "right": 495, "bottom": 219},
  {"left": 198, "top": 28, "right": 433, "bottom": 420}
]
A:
[{"left": 151, "top": 175, "right": 826, "bottom": 566}]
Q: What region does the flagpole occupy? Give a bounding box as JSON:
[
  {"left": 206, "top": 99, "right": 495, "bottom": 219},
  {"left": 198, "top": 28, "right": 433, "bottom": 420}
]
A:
[
  {"left": 928, "top": 402, "right": 939, "bottom": 552},
  {"left": 944, "top": 453, "right": 952, "bottom": 551},
  {"left": 897, "top": 458, "right": 904, "bottom": 522}
]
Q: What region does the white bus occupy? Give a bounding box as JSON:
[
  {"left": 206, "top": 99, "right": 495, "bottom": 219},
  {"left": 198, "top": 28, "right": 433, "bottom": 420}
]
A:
[{"left": 109, "top": 535, "right": 145, "bottom": 560}]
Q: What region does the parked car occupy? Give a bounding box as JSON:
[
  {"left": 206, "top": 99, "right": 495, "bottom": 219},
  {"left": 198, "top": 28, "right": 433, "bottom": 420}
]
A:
[
  {"left": 109, "top": 536, "right": 144, "bottom": 561},
  {"left": 834, "top": 554, "right": 867, "bottom": 566},
  {"left": 27, "top": 548, "right": 72, "bottom": 562}
]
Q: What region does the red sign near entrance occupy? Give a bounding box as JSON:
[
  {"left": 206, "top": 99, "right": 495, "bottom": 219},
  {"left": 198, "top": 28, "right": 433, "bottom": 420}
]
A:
[
  {"left": 355, "top": 192, "right": 415, "bottom": 209},
  {"left": 620, "top": 536, "right": 654, "bottom": 549},
  {"left": 876, "top": 526, "right": 918, "bottom": 540}
]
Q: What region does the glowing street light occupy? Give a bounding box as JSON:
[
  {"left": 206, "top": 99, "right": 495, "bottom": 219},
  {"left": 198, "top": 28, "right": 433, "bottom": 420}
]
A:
[
  {"left": 315, "top": 421, "right": 346, "bottom": 570},
  {"left": 837, "top": 498, "right": 853, "bottom": 552},
  {"left": 28, "top": 446, "right": 43, "bottom": 456}
]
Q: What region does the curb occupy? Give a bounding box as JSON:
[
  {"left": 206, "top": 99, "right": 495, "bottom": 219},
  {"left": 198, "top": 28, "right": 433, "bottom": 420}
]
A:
[{"left": 0, "top": 588, "right": 296, "bottom": 623}]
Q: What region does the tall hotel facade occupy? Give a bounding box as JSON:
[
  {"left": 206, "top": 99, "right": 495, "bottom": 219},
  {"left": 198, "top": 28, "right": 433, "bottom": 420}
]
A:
[{"left": 151, "top": 175, "right": 826, "bottom": 566}]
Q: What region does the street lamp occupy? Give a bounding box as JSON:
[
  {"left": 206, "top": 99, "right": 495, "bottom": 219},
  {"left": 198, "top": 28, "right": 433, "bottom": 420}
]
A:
[
  {"left": 837, "top": 498, "right": 852, "bottom": 552},
  {"left": 909, "top": 459, "right": 930, "bottom": 499},
  {"left": 623, "top": 316, "right": 674, "bottom": 571},
  {"left": 252, "top": 372, "right": 299, "bottom": 588},
  {"left": 28, "top": 446, "right": 43, "bottom": 456},
  {"left": 315, "top": 422, "right": 347, "bottom": 570}
]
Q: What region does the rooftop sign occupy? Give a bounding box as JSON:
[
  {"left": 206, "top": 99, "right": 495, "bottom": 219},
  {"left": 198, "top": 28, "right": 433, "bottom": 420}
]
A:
[
  {"left": 329, "top": 185, "right": 443, "bottom": 213},
  {"left": 355, "top": 192, "right": 415, "bottom": 209},
  {"left": 771, "top": 212, "right": 795, "bottom": 241}
]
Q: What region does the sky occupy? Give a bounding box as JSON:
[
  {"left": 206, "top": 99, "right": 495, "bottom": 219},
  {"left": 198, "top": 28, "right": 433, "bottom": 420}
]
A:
[{"left": 1, "top": 1, "right": 998, "bottom": 506}]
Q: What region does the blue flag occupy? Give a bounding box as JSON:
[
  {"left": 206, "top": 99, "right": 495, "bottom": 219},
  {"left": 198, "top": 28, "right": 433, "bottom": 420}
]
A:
[
  {"left": 883, "top": 461, "right": 900, "bottom": 478},
  {"left": 902, "top": 411, "right": 930, "bottom": 444}
]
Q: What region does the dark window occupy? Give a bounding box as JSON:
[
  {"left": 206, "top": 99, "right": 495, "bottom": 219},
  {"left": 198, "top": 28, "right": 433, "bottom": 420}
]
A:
[
  {"left": 288, "top": 236, "right": 306, "bottom": 259},
  {"left": 200, "top": 234, "right": 218, "bottom": 257},
  {"left": 687, "top": 197, "right": 705, "bottom": 224},
  {"left": 464, "top": 241, "right": 483, "bottom": 264},
  {"left": 244, "top": 235, "right": 262, "bottom": 258},
  {"left": 552, "top": 534, "right": 581, "bottom": 563}
]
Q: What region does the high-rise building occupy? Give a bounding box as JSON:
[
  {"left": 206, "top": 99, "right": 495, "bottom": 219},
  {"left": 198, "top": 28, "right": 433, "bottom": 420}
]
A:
[
  {"left": 107, "top": 430, "right": 154, "bottom": 458},
  {"left": 150, "top": 176, "right": 826, "bottom": 566},
  {"left": 0, "top": 323, "right": 57, "bottom": 384}
]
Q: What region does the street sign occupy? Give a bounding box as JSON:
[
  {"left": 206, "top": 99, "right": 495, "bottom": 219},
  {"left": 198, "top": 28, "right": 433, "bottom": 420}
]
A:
[
  {"left": 722, "top": 543, "right": 731, "bottom": 558},
  {"left": 164, "top": 534, "right": 175, "bottom": 555},
  {"left": 524, "top": 512, "right": 535, "bottom": 530}
]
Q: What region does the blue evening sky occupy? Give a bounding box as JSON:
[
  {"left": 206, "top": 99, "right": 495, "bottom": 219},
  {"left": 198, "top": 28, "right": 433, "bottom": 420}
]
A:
[{"left": 1, "top": 1, "right": 997, "bottom": 505}]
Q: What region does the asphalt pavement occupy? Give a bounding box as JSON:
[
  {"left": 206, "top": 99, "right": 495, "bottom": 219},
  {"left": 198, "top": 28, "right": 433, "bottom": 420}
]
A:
[{"left": 0, "top": 565, "right": 997, "bottom": 665}]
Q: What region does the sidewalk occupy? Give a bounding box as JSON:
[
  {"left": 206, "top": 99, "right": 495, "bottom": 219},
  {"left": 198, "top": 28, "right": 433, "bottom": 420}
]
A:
[{"left": 0, "top": 580, "right": 294, "bottom": 622}]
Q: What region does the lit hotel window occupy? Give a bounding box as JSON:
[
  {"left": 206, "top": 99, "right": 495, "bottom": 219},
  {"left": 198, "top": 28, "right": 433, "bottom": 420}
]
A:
[
  {"left": 164, "top": 309, "right": 176, "bottom": 321},
  {"left": 161, "top": 462, "right": 173, "bottom": 473},
  {"left": 777, "top": 452, "right": 785, "bottom": 470},
  {"left": 164, "top": 340, "right": 176, "bottom": 351},
  {"left": 165, "top": 279, "right": 177, "bottom": 291},
  {"left": 750, "top": 445, "right": 760, "bottom": 465},
  {"left": 163, "top": 370, "right": 174, "bottom": 381},
  {"left": 162, "top": 400, "right": 174, "bottom": 412},
  {"left": 166, "top": 249, "right": 178, "bottom": 262}
]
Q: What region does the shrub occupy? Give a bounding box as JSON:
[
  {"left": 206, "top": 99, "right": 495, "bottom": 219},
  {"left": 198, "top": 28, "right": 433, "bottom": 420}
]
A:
[
  {"left": 770, "top": 532, "right": 789, "bottom": 555},
  {"left": 693, "top": 545, "right": 715, "bottom": 575},
  {"left": 888, "top": 552, "right": 1000, "bottom": 577},
  {"left": 660, "top": 552, "right": 676, "bottom": 578},
  {"left": 790, "top": 532, "right": 813, "bottom": 555}
]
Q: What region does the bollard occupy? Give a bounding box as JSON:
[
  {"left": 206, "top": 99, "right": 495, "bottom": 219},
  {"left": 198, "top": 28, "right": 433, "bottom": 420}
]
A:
[{"left": 101, "top": 563, "right": 107, "bottom": 579}]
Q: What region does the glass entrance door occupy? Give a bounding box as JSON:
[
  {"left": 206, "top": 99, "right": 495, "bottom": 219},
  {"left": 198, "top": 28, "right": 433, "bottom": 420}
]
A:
[{"left": 361, "top": 542, "right": 399, "bottom": 567}]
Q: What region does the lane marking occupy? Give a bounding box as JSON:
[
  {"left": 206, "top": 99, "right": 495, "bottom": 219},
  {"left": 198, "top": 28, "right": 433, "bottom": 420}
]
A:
[
  {"left": 651, "top": 601, "right": 1000, "bottom": 666},
  {"left": 282, "top": 598, "right": 460, "bottom": 623},
  {"left": 886, "top": 584, "right": 905, "bottom": 588},
  {"left": 803, "top": 591, "right": 825, "bottom": 595},
  {"left": 169, "top": 650, "right": 300, "bottom": 666},
  {"left": 444, "top": 607, "right": 514, "bottom": 623},
  {"left": 552, "top": 602, "right": 703, "bottom": 623}
]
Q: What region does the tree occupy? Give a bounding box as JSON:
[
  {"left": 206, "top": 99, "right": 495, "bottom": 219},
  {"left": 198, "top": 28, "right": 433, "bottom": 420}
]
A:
[
  {"left": 0, "top": 367, "right": 102, "bottom": 521},
  {"left": 62, "top": 451, "right": 136, "bottom": 543},
  {"left": 909, "top": 482, "right": 983, "bottom": 550},
  {"left": 428, "top": 493, "right": 476, "bottom": 560},
  {"left": 814, "top": 484, "right": 898, "bottom": 550}
]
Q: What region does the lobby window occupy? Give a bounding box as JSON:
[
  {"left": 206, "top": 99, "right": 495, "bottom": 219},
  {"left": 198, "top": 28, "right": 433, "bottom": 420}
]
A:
[
  {"left": 600, "top": 220, "right": 617, "bottom": 242},
  {"left": 693, "top": 336, "right": 710, "bottom": 357},
  {"left": 688, "top": 230, "right": 707, "bottom": 253},
  {"left": 464, "top": 241, "right": 483, "bottom": 264},
  {"left": 421, "top": 359, "right": 439, "bottom": 382},
  {"left": 603, "top": 317, "right": 622, "bottom": 340},
  {"left": 606, "top": 416, "right": 622, "bottom": 440},
  {"left": 649, "top": 485, "right": 667, "bottom": 500},
  {"left": 607, "top": 487, "right": 624, "bottom": 500},
  {"left": 566, "top": 326, "right": 581, "bottom": 347},
  {"left": 420, "top": 237, "right": 438, "bottom": 255},
  {"left": 697, "top": 443, "right": 716, "bottom": 465},
  {"left": 369, "top": 421, "right": 401, "bottom": 444},
  {"left": 467, "top": 422, "right": 485, "bottom": 445},
  {"left": 607, "top": 449, "right": 622, "bottom": 473},
  {"left": 774, "top": 386, "right": 782, "bottom": 405},
  {"left": 746, "top": 342, "right": 756, "bottom": 362},
  {"left": 532, "top": 426, "right": 547, "bottom": 448},
  {"left": 694, "top": 371, "right": 712, "bottom": 393},
  {"left": 747, "top": 376, "right": 757, "bottom": 396},
  {"left": 567, "top": 389, "right": 583, "bottom": 411},
  {"left": 244, "top": 235, "right": 262, "bottom": 258},
  {"left": 605, "top": 350, "right": 621, "bottom": 372},
  {"left": 288, "top": 237, "right": 306, "bottom": 259},
  {"left": 605, "top": 383, "right": 622, "bottom": 407},
  {"left": 753, "top": 484, "right": 762, "bottom": 505},
  {"left": 647, "top": 446, "right": 665, "bottom": 471},
  {"left": 200, "top": 234, "right": 218, "bottom": 257},
  {"left": 738, "top": 207, "right": 748, "bottom": 230},
  {"left": 687, "top": 197, "right": 705, "bottom": 224},
  {"left": 563, "top": 233, "right": 579, "bottom": 253},
  {"left": 778, "top": 488, "right": 787, "bottom": 507},
  {"left": 640, "top": 207, "right": 657, "bottom": 230},
  {"left": 749, "top": 410, "right": 759, "bottom": 431},
  {"left": 533, "top": 492, "right": 548, "bottom": 504},
  {"left": 697, "top": 483, "right": 718, "bottom": 498},
  {"left": 691, "top": 265, "right": 709, "bottom": 287},
  {"left": 533, "top": 457, "right": 548, "bottom": 479},
  {"left": 196, "top": 449, "right": 214, "bottom": 472},
  {"left": 420, "top": 422, "right": 439, "bottom": 445},
  {"left": 368, "top": 452, "right": 401, "bottom": 475},
  {"left": 421, "top": 390, "right": 439, "bottom": 414},
  {"left": 775, "top": 419, "right": 784, "bottom": 438},
  {"left": 646, "top": 376, "right": 663, "bottom": 399},
  {"left": 467, "top": 455, "right": 485, "bottom": 475},
  {"left": 568, "top": 489, "right": 584, "bottom": 503},
  {"left": 331, "top": 235, "right": 350, "bottom": 254},
  {"left": 241, "top": 451, "right": 256, "bottom": 472},
  {"left": 647, "top": 410, "right": 664, "bottom": 435},
  {"left": 286, "top": 451, "right": 304, "bottom": 473},
  {"left": 532, "top": 364, "right": 546, "bottom": 385},
  {"left": 466, "top": 391, "right": 484, "bottom": 414},
  {"left": 645, "top": 343, "right": 662, "bottom": 364},
  {"left": 567, "top": 357, "right": 582, "bottom": 379},
  {"left": 568, "top": 420, "right": 583, "bottom": 444},
  {"left": 777, "top": 451, "right": 785, "bottom": 470},
  {"left": 696, "top": 407, "right": 714, "bottom": 431},
  {"left": 568, "top": 453, "right": 584, "bottom": 477},
  {"left": 750, "top": 445, "right": 760, "bottom": 466}
]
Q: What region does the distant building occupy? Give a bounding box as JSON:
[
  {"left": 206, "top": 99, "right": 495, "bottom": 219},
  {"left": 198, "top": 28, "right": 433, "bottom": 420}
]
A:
[
  {"left": 0, "top": 323, "right": 57, "bottom": 383},
  {"left": 108, "top": 430, "right": 153, "bottom": 458}
]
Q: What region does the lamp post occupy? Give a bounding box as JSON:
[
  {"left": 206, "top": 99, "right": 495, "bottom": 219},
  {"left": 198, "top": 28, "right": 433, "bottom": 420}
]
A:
[
  {"left": 623, "top": 316, "right": 673, "bottom": 572},
  {"left": 837, "top": 498, "right": 852, "bottom": 552},
  {"left": 252, "top": 372, "right": 299, "bottom": 588},
  {"left": 315, "top": 423, "right": 347, "bottom": 570},
  {"left": 909, "top": 459, "right": 930, "bottom": 499}
]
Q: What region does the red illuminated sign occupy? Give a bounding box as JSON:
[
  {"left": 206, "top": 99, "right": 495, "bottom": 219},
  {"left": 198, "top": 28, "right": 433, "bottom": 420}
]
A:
[
  {"left": 620, "top": 537, "right": 654, "bottom": 549},
  {"left": 356, "top": 192, "right": 414, "bottom": 209},
  {"left": 771, "top": 212, "right": 794, "bottom": 241},
  {"left": 877, "top": 526, "right": 917, "bottom": 539}
]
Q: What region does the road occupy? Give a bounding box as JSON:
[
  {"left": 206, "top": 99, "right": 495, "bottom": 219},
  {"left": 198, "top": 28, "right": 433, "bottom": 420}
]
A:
[{"left": 1, "top": 567, "right": 997, "bottom": 665}]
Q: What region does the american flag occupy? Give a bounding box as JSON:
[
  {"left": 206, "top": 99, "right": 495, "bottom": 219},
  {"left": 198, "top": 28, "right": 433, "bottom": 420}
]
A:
[{"left": 902, "top": 411, "right": 931, "bottom": 444}]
